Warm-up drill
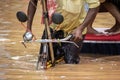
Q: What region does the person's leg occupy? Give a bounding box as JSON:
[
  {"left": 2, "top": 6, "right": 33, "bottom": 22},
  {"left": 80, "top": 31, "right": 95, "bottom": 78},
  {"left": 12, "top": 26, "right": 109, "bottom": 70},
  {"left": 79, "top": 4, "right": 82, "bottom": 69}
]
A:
[
  {"left": 63, "top": 36, "right": 84, "bottom": 64},
  {"left": 86, "top": 7, "right": 102, "bottom": 34},
  {"left": 87, "top": 8, "right": 101, "bottom": 34},
  {"left": 63, "top": 43, "right": 79, "bottom": 64},
  {"left": 105, "top": 19, "right": 120, "bottom": 32},
  {"left": 102, "top": 2, "right": 120, "bottom": 32},
  {"left": 86, "top": 21, "right": 103, "bottom": 34}
]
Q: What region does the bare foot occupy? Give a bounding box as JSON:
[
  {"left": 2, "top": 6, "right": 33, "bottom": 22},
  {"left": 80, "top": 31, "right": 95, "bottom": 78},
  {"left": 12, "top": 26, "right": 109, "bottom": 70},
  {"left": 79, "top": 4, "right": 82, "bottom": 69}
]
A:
[
  {"left": 105, "top": 23, "right": 120, "bottom": 32},
  {"left": 107, "top": 29, "right": 120, "bottom": 35},
  {"left": 86, "top": 27, "right": 103, "bottom": 34}
]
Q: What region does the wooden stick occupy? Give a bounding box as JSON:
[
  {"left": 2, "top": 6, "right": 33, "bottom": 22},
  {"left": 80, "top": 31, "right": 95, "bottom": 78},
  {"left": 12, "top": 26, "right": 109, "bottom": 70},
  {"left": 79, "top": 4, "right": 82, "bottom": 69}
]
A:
[{"left": 41, "top": 0, "right": 55, "bottom": 64}]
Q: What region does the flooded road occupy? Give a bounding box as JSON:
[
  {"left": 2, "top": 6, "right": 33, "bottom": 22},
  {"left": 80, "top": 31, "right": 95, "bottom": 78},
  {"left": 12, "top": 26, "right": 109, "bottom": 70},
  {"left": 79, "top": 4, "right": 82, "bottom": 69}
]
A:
[{"left": 0, "top": 0, "right": 120, "bottom": 80}]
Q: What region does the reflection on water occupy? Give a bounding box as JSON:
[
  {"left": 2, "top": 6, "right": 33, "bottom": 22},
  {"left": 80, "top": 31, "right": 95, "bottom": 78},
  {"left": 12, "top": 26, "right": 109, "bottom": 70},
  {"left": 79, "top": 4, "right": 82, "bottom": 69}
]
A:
[{"left": 0, "top": 0, "right": 120, "bottom": 80}]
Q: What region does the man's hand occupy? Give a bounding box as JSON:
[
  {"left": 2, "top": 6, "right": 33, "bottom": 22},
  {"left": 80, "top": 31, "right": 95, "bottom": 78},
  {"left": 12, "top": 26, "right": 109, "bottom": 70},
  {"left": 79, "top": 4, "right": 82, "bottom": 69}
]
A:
[
  {"left": 72, "top": 27, "right": 83, "bottom": 42},
  {"left": 71, "top": 7, "right": 100, "bottom": 42},
  {"left": 23, "top": 32, "right": 33, "bottom": 42}
]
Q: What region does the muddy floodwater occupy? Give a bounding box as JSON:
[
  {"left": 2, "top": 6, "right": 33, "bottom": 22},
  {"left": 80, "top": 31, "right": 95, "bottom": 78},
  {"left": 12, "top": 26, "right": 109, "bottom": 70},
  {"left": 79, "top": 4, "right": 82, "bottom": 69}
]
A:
[{"left": 0, "top": 0, "right": 120, "bottom": 80}]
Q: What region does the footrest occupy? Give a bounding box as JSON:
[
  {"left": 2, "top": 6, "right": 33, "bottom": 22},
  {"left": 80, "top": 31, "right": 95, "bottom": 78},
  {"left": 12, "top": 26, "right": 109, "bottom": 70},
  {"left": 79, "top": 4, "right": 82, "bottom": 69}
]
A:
[
  {"left": 85, "top": 33, "right": 120, "bottom": 41},
  {"left": 81, "top": 31, "right": 120, "bottom": 54}
]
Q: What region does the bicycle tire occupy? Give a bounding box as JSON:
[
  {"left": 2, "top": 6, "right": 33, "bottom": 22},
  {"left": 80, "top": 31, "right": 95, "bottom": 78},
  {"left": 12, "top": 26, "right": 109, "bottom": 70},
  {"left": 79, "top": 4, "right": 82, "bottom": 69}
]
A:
[{"left": 36, "top": 43, "right": 49, "bottom": 70}]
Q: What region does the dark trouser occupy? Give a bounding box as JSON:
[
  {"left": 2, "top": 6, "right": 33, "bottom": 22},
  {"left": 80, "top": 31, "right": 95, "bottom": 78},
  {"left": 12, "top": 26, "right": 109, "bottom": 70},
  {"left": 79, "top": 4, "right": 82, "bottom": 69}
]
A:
[{"left": 39, "top": 28, "right": 83, "bottom": 64}]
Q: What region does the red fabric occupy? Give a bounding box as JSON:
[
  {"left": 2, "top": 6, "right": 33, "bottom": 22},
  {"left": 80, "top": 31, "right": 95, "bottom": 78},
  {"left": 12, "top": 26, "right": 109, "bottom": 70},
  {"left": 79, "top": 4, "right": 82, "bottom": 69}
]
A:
[
  {"left": 47, "top": 0, "right": 57, "bottom": 23},
  {"left": 85, "top": 33, "right": 120, "bottom": 41},
  {"left": 41, "top": 0, "right": 57, "bottom": 24}
]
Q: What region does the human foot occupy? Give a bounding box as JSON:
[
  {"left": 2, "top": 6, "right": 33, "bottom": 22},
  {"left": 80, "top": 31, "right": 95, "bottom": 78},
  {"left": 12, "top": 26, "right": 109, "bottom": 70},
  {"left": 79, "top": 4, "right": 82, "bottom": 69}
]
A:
[
  {"left": 107, "top": 28, "right": 120, "bottom": 35},
  {"left": 105, "top": 23, "right": 120, "bottom": 32},
  {"left": 86, "top": 28, "right": 103, "bottom": 34}
]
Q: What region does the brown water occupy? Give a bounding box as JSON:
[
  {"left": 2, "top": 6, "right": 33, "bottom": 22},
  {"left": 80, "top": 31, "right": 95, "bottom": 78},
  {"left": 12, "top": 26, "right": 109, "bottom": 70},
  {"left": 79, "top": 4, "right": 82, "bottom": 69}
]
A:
[{"left": 0, "top": 0, "right": 120, "bottom": 80}]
